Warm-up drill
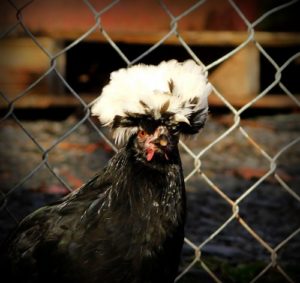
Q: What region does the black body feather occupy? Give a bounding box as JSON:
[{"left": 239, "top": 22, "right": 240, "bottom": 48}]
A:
[{"left": 3, "top": 135, "right": 186, "bottom": 283}]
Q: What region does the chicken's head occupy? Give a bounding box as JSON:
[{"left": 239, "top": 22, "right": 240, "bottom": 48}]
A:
[{"left": 91, "top": 59, "right": 212, "bottom": 162}]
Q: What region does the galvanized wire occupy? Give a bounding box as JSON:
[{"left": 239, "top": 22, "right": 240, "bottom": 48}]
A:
[{"left": 0, "top": 0, "right": 299, "bottom": 282}]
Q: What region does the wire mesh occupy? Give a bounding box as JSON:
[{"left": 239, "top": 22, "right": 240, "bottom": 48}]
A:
[{"left": 0, "top": 0, "right": 299, "bottom": 282}]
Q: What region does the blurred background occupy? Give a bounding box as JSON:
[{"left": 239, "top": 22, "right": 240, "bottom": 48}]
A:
[{"left": 0, "top": 0, "right": 299, "bottom": 282}]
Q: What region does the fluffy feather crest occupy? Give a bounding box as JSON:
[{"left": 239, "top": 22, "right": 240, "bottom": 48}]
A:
[{"left": 91, "top": 60, "right": 212, "bottom": 144}]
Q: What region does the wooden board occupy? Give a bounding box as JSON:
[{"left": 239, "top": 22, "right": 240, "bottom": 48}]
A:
[
  {"left": 1, "top": 93, "right": 298, "bottom": 110},
  {"left": 209, "top": 43, "right": 260, "bottom": 99},
  {"left": 0, "top": 38, "right": 65, "bottom": 99},
  {"left": 1, "top": 33, "right": 299, "bottom": 109}
]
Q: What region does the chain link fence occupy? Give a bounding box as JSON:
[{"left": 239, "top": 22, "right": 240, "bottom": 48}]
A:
[{"left": 1, "top": 0, "right": 300, "bottom": 282}]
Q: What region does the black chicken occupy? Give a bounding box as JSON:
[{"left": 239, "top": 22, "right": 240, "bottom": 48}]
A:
[{"left": 3, "top": 60, "right": 211, "bottom": 283}]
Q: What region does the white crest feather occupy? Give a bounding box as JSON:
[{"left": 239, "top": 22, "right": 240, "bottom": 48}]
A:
[
  {"left": 91, "top": 59, "right": 212, "bottom": 143},
  {"left": 173, "top": 114, "right": 191, "bottom": 125}
]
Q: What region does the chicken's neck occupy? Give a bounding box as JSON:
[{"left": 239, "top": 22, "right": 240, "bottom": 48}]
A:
[
  {"left": 101, "top": 145, "right": 186, "bottom": 252},
  {"left": 106, "top": 145, "right": 185, "bottom": 211}
]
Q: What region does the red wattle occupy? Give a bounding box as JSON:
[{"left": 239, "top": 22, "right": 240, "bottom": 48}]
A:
[{"left": 146, "top": 148, "right": 155, "bottom": 161}]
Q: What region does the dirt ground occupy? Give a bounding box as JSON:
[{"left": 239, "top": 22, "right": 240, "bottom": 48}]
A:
[{"left": 0, "top": 112, "right": 299, "bottom": 282}]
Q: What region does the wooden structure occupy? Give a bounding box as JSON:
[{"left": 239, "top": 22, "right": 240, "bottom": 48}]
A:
[{"left": 0, "top": 0, "right": 299, "bottom": 109}]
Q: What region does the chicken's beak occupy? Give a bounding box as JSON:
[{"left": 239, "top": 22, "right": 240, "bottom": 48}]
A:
[
  {"left": 146, "top": 126, "right": 169, "bottom": 146},
  {"left": 145, "top": 126, "right": 170, "bottom": 161}
]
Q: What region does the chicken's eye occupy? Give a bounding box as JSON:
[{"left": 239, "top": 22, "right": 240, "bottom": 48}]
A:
[{"left": 138, "top": 130, "right": 147, "bottom": 138}]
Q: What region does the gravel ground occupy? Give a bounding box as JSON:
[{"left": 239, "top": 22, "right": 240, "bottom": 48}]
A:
[{"left": 0, "top": 112, "right": 299, "bottom": 281}]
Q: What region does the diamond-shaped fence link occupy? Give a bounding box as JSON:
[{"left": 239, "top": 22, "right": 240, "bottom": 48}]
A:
[{"left": 0, "top": 0, "right": 299, "bottom": 282}]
